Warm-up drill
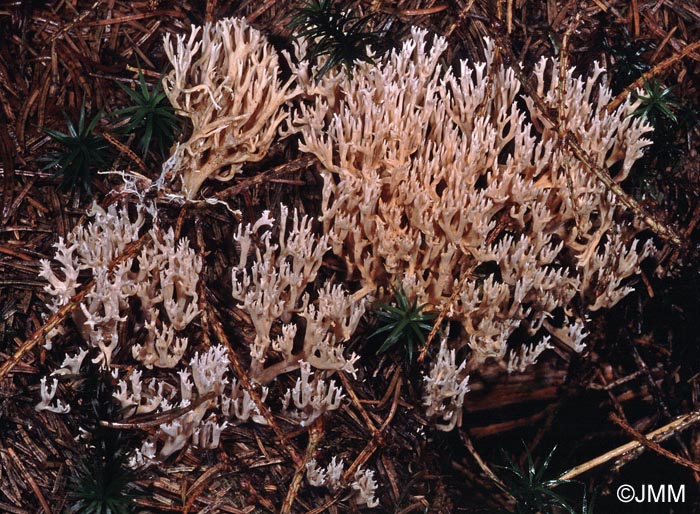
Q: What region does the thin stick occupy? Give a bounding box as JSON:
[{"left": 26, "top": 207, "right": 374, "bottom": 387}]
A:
[
  {"left": 78, "top": 10, "right": 186, "bottom": 27},
  {"left": 101, "top": 391, "right": 216, "bottom": 430},
  {"left": 48, "top": 1, "right": 103, "bottom": 44},
  {"left": 606, "top": 40, "right": 700, "bottom": 115},
  {"left": 558, "top": 411, "right": 700, "bottom": 481},
  {"left": 280, "top": 420, "right": 324, "bottom": 514},
  {"left": 306, "top": 375, "right": 402, "bottom": 514},
  {"left": 459, "top": 430, "right": 512, "bottom": 498},
  {"left": 183, "top": 462, "right": 227, "bottom": 514},
  {"left": 444, "top": 0, "right": 477, "bottom": 38},
  {"left": 375, "top": 365, "right": 401, "bottom": 410},
  {"left": 207, "top": 301, "right": 302, "bottom": 465},
  {"left": 339, "top": 371, "right": 378, "bottom": 434},
  {"left": 399, "top": 6, "right": 449, "bottom": 16},
  {"left": 7, "top": 448, "right": 52, "bottom": 514},
  {"left": 627, "top": 342, "right": 699, "bottom": 482},
  {"left": 247, "top": 0, "right": 277, "bottom": 23},
  {"left": 343, "top": 375, "right": 402, "bottom": 481},
  {"left": 214, "top": 156, "right": 314, "bottom": 201},
  {"left": 649, "top": 27, "right": 677, "bottom": 64},
  {"left": 609, "top": 413, "right": 700, "bottom": 473},
  {"left": 103, "top": 132, "right": 147, "bottom": 174}
]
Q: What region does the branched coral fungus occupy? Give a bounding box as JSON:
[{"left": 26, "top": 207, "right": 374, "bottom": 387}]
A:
[
  {"left": 37, "top": 201, "right": 362, "bottom": 461},
  {"left": 39, "top": 203, "right": 202, "bottom": 369},
  {"left": 36, "top": 21, "right": 661, "bottom": 483},
  {"left": 289, "top": 29, "right": 655, "bottom": 428},
  {"left": 162, "top": 17, "right": 297, "bottom": 198},
  {"left": 282, "top": 360, "right": 344, "bottom": 426},
  {"left": 37, "top": 202, "right": 203, "bottom": 427},
  {"left": 231, "top": 205, "right": 365, "bottom": 385}
]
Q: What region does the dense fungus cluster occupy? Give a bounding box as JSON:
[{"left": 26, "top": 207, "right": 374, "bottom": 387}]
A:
[{"left": 37, "top": 17, "right": 656, "bottom": 508}]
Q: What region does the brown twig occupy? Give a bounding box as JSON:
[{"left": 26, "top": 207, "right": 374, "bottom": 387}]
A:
[
  {"left": 100, "top": 391, "right": 217, "bottom": 430},
  {"left": 247, "top": 0, "right": 277, "bottom": 23},
  {"left": 459, "top": 430, "right": 512, "bottom": 499},
  {"left": 174, "top": 204, "right": 188, "bottom": 241},
  {"left": 444, "top": 0, "right": 477, "bottom": 38},
  {"left": 280, "top": 419, "right": 324, "bottom": 514},
  {"left": 206, "top": 299, "right": 302, "bottom": 466},
  {"left": 78, "top": 10, "right": 186, "bottom": 26},
  {"left": 657, "top": 200, "right": 700, "bottom": 272},
  {"left": 468, "top": 406, "right": 554, "bottom": 439},
  {"left": 7, "top": 448, "right": 52, "bottom": 514},
  {"left": 47, "top": 1, "right": 103, "bottom": 44},
  {"left": 2, "top": 176, "right": 37, "bottom": 227},
  {"left": 399, "top": 6, "right": 448, "bottom": 16},
  {"left": 103, "top": 132, "right": 147, "bottom": 174},
  {"left": 338, "top": 370, "right": 378, "bottom": 434},
  {"left": 194, "top": 218, "right": 211, "bottom": 348},
  {"left": 375, "top": 365, "right": 402, "bottom": 410},
  {"left": 0, "top": 121, "right": 15, "bottom": 225},
  {"left": 344, "top": 374, "right": 402, "bottom": 481},
  {"left": 213, "top": 156, "right": 314, "bottom": 201},
  {"left": 606, "top": 40, "right": 700, "bottom": 115},
  {"left": 624, "top": 338, "right": 700, "bottom": 483},
  {"left": 306, "top": 375, "right": 402, "bottom": 514},
  {"left": 650, "top": 27, "right": 678, "bottom": 64},
  {"left": 183, "top": 462, "right": 227, "bottom": 514},
  {"left": 558, "top": 411, "right": 700, "bottom": 481},
  {"left": 609, "top": 412, "right": 700, "bottom": 473},
  {"left": 380, "top": 453, "right": 400, "bottom": 502}
]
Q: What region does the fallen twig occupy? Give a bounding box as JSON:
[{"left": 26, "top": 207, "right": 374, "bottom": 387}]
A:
[
  {"left": 609, "top": 412, "right": 700, "bottom": 473},
  {"left": 339, "top": 371, "right": 378, "bottom": 434},
  {"left": 213, "top": 156, "right": 315, "bottom": 202},
  {"left": 100, "top": 391, "right": 216, "bottom": 430},
  {"left": 306, "top": 373, "right": 402, "bottom": 514},
  {"left": 280, "top": 419, "right": 324, "bottom": 514},
  {"left": 606, "top": 40, "right": 700, "bottom": 115},
  {"left": 558, "top": 411, "right": 700, "bottom": 481},
  {"left": 206, "top": 299, "right": 302, "bottom": 466},
  {"left": 7, "top": 448, "right": 52, "bottom": 514},
  {"left": 459, "top": 430, "right": 512, "bottom": 499}
]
